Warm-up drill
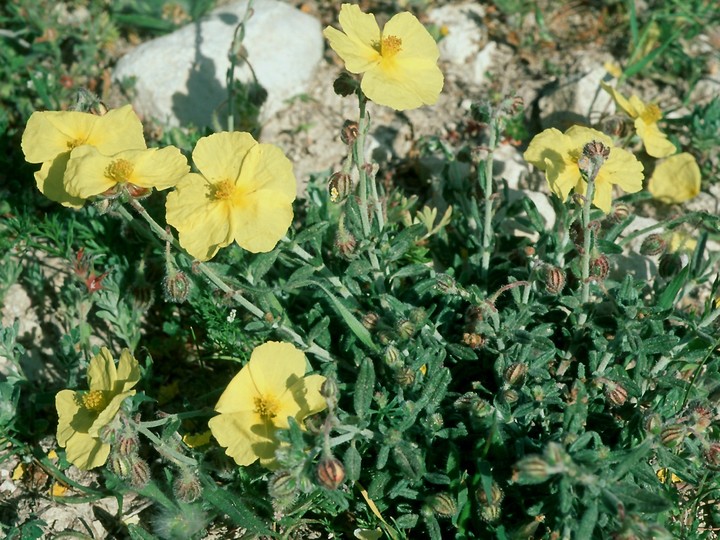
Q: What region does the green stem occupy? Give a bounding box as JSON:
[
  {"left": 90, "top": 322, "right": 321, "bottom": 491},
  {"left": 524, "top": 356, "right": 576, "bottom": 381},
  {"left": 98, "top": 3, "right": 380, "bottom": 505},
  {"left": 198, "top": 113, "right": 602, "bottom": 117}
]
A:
[
  {"left": 134, "top": 422, "right": 197, "bottom": 467},
  {"left": 119, "top": 201, "right": 334, "bottom": 362},
  {"left": 481, "top": 116, "right": 498, "bottom": 280},
  {"left": 226, "top": 0, "right": 255, "bottom": 132},
  {"left": 283, "top": 237, "right": 353, "bottom": 300},
  {"left": 578, "top": 180, "right": 595, "bottom": 326}
]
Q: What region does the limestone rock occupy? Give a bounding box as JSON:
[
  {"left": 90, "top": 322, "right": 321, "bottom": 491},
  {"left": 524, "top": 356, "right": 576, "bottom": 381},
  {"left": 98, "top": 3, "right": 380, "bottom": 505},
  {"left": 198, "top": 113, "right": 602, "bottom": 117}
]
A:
[{"left": 113, "top": 0, "right": 323, "bottom": 128}]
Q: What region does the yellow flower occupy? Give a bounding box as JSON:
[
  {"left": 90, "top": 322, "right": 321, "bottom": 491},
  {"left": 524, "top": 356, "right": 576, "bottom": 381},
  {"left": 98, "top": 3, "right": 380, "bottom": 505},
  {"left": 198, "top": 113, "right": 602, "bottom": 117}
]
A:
[
  {"left": 668, "top": 231, "right": 697, "bottom": 255},
  {"left": 323, "top": 3, "right": 444, "bottom": 111},
  {"left": 55, "top": 348, "right": 140, "bottom": 470},
  {"left": 648, "top": 152, "right": 701, "bottom": 204},
  {"left": 63, "top": 145, "right": 189, "bottom": 199},
  {"left": 21, "top": 105, "right": 146, "bottom": 207},
  {"left": 600, "top": 82, "right": 676, "bottom": 158},
  {"left": 208, "top": 341, "right": 326, "bottom": 468},
  {"left": 523, "top": 125, "right": 644, "bottom": 213},
  {"left": 165, "top": 131, "right": 296, "bottom": 261}
]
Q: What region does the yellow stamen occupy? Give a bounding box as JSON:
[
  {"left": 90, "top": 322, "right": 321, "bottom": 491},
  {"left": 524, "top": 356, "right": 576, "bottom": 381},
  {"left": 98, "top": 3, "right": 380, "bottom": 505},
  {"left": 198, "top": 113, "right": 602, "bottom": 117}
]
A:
[
  {"left": 66, "top": 138, "right": 84, "bottom": 150},
  {"left": 82, "top": 390, "right": 107, "bottom": 412},
  {"left": 105, "top": 159, "right": 134, "bottom": 184},
  {"left": 640, "top": 103, "right": 662, "bottom": 124},
  {"left": 212, "top": 179, "right": 237, "bottom": 201},
  {"left": 381, "top": 35, "right": 402, "bottom": 57},
  {"left": 253, "top": 394, "right": 279, "bottom": 420}
]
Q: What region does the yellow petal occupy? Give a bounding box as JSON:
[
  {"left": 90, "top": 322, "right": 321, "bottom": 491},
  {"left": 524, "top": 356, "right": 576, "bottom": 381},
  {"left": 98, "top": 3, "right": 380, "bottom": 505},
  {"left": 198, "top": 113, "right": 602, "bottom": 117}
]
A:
[
  {"left": 324, "top": 26, "right": 379, "bottom": 74},
  {"left": 591, "top": 180, "right": 614, "bottom": 214},
  {"left": 56, "top": 389, "right": 83, "bottom": 447},
  {"left": 193, "top": 132, "right": 257, "bottom": 183},
  {"left": 362, "top": 58, "right": 443, "bottom": 110},
  {"left": 35, "top": 154, "right": 86, "bottom": 208},
  {"left": 87, "top": 348, "right": 118, "bottom": 391},
  {"left": 209, "top": 411, "right": 277, "bottom": 466},
  {"left": 12, "top": 463, "right": 24, "bottom": 481},
  {"left": 182, "top": 430, "right": 212, "bottom": 448},
  {"left": 600, "top": 82, "right": 638, "bottom": 118},
  {"left": 116, "top": 349, "right": 141, "bottom": 393},
  {"left": 64, "top": 146, "right": 119, "bottom": 198},
  {"left": 523, "top": 128, "right": 573, "bottom": 171},
  {"left": 230, "top": 189, "right": 294, "bottom": 253},
  {"left": 564, "top": 125, "right": 613, "bottom": 148},
  {"left": 88, "top": 390, "right": 135, "bottom": 437},
  {"left": 246, "top": 342, "right": 307, "bottom": 400},
  {"left": 64, "top": 431, "right": 110, "bottom": 470},
  {"left": 598, "top": 146, "right": 644, "bottom": 194},
  {"left": 649, "top": 153, "right": 701, "bottom": 203},
  {"left": 51, "top": 482, "right": 69, "bottom": 497},
  {"left": 384, "top": 12, "right": 440, "bottom": 62},
  {"left": 635, "top": 118, "right": 676, "bottom": 158}
]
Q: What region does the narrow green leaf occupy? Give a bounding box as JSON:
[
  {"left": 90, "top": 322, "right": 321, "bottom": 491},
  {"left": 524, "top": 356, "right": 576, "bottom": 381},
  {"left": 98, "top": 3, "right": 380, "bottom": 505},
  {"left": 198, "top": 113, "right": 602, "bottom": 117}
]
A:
[
  {"left": 576, "top": 500, "right": 598, "bottom": 539},
  {"left": 354, "top": 357, "right": 375, "bottom": 418},
  {"left": 344, "top": 442, "right": 362, "bottom": 482},
  {"left": 203, "top": 484, "right": 273, "bottom": 535},
  {"left": 127, "top": 524, "right": 159, "bottom": 540},
  {"left": 657, "top": 266, "right": 689, "bottom": 310},
  {"left": 315, "top": 283, "right": 377, "bottom": 351}
]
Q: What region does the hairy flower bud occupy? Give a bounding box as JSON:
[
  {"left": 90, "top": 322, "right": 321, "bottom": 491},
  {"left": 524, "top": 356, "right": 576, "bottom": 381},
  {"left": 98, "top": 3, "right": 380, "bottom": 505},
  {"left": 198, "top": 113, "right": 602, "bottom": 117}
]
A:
[
  {"left": 130, "top": 458, "right": 151, "bottom": 488},
  {"left": 640, "top": 233, "right": 667, "bottom": 256},
  {"left": 335, "top": 226, "right": 356, "bottom": 257},
  {"left": 476, "top": 481, "right": 504, "bottom": 507},
  {"left": 362, "top": 312, "right": 379, "bottom": 330},
  {"left": 660, "top": 425, "right": 686, "bottom": 448},
  {"left": 317, "top": 457, "right": 345, "bottom": 490},
  {"left": 394, "top": 367, "right": 416, "bottom": 388},
  {"left": 605, "top": 381, "right": 628, "bottom": 408},
  {"left": 383, "top": 345, "right": 403, "bottom": 370},
  {"left": 514, "top": 456, "right": 550, "bottom": 484},
  {"left": 328, "top": 172, "right": 353, "bottom": 203},
  {"left": 320, "top": 377, "right": 339, "bottom": 402},
  {"left": 173, "top": 470, "right": 202, "bottom": 502},
  {"left": 504, "top": 363, "right": 528, "bottom": 386},
  {"left": 479, "top": 503, "right": 502, "bottom": 523},
  {"left": 340, "top": 120, "right": 359, "bottom": 145},
  {"left": 426, "top": 492, "right": 457, "bottom": 518},
  {"left": 396, "top": 319, "right": 415, "bottom": 340},
  {"left": 589, "top": 254, "right": 610, "bottom": 281},
  {"left": 608, "top": 203, "right": 630, "bottom": 223},
  {"left": 110, "top": 453, "right": 132, "bottom": 478},
  {"left": 501, "top": 388, "right": 519, "bottom": 405},
  {"left": 163, "top": 270, "right": 191, "bottom": 303},
  {"left": 463, "top": 332, "right": 485, "bottom": 349},
  {"left": 268, "top": 471, "right": 298, "bottom": 499},
  {"left": 543, "top": 266, "right": 566, "bottom": 294}
]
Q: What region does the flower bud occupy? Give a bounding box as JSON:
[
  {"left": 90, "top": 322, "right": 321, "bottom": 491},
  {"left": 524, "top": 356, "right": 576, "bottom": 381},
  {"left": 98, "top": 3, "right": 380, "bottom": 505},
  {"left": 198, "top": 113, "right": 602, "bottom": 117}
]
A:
[
  {"left": 268, "top": 471, "right": 297, "bottom": 499},
  {"left": 320, "top": 377, "right": 339, "bottom": 402},
  {"left": 589, "top": 254, "right": 610, "bottom": 281},
  {"left": 163, "top": 270, "right": 190, "bottom": 303},
  {"left": 436, "top": 274, "right": 457, "bottom": 294},
  {"left": 476, "top": 481, "right": 504, "bottom": 506},
  {"left": 608, "top": 203, "right": 630, "bottom": 223},
  {"left": 604, "top": 381, "right": 628, "bottom": 407},
  {"left": 463, "top": 332, "right": 485, "bottom": 349},
  {"left": 362, "top": 312, "right": 379, "bottom": 330},
  {"left": 514, "top": 456, "right": 551, "bottom": 484},
  {"left": 335, "top": 227, "right": 356, "bottom": 257},
  {"left": 644, "top": 413, "right": 662, "bottom": 435},
  {"left": 396, "top": 319, "right": 414, "bottom": 340},
  {"left": 468, "top": 398, "right": 492, "bottom": 419},
  {"left": 394, "top": 367, "right": 416, "bottom": 388},
  {"left": 110, "top": 453, "right": 132, "bottom": 478},
  {"left": 383, "top": 345, "right": 403, "bottom": 370},
  {"left": 501, "top": 388, "right": 519, "bottom": 405},
  {"left": 543, "top": 266, "right": 566, "bottom": 294},
  {"left": 340, "top": 120, "right": 359, "bottom": 145},
  {"left": 428, "top": 413, "right": 444, "bottom": 431},
  {"left": 317, "top": 457, "right": 345, "bottom": 490},
  {"left": 426, "top": 492, "right": 456, "bottom": 518},
  {"left": 328, "top": 172, "right": 353, "bottom": 203},
  {"left": 504, "top": 363, "right": 528, "bottom": 386},
  {"left": 705, "top": 443, "right": 720, "bottom": 468},
  {"left": 333, "top": 72, "right": 358, "bottom": 97},
  {"left": 640, "top": 234, "right": 667, "bottom": 256},
  {"left": 173, "top": 470, "right": 202, "bottom": 502},
  {"left": 409, "top": 308, "right": 426, "bottom": 325},
  {"left": 660, "top": 424, "right": 685, "bottom": 447},
  {"left": 130, "top": 458, "right": 151, "bottom": 488},
  {"left": 479, "top": 504, "right": 502, "bottom": 523},
  {"left": 117, "top": 433, "right": 139, "bottom": 456}
]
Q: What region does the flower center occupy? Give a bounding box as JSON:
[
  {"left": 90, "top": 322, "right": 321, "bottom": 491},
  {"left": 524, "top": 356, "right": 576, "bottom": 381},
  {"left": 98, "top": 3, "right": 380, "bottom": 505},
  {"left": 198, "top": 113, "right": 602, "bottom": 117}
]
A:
[
  {"left": 381, "top": 35, "right": 402, "bottom": 58},
  {"left": 212, "top": 179, "right": 237, "bottom": 201},
  {"left": 66, "top": 138, "right": 84, "bottom": 150},
  {"left": 253, "top": 394, "right": 280, "bottom": 420},
  {"left": 105, "top": 159, "right": 134, "bottom": 184},
  {"left": 82, "top": 390, "right": 107, "bottom": 412},
  {"left": 640, "top": 103, "right": 662, "bottom": 124}
]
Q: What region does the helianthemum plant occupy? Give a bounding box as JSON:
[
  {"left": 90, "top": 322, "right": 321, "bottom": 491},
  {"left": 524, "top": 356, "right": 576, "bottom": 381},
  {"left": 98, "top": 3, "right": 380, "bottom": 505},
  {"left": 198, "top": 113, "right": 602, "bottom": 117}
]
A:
[
  {"left": 21, "top": 105, "right": 146, "bottom": 207},
  {"left": 165, "top": 131, "right": 297, "bottom": 261},
  {"left": 323, "top": 3, "right": 444, "bottom": 111},
  {"left": 208, "top": 341, "right": 327, "bottom": 468},
  {"left": 55, "top": 348, "right": 141, "bottom": 469},
  {"left": 523, "top": 125, "right": 644, "bottom": 213}
]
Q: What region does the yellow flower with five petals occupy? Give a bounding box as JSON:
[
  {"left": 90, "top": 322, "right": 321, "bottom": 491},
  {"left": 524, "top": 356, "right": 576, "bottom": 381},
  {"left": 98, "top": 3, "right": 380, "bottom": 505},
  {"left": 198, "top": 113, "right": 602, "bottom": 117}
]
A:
[
  {"left": 64, "top": 145, "right": 189, "bottom": 200},
  {"left": 600, "top": 82, "right": 676, "bottom": 158},
  {"left": 524, "top": 125, "right": 644, "bottom": 213},
  {"left": 55, "top": 348, "right": 140, "bottom": 470},
  {"left": 208, "top": 341, "right": 326, "bottom": 468},
  {"left": 21, "top": 106, "right": 146, "bottom": 207},
  {"left": 323, "top": 3, "right": 444, "bottom": 111},
  {"left": 165, "top": 131, "right": 296, "bottom": 261}
]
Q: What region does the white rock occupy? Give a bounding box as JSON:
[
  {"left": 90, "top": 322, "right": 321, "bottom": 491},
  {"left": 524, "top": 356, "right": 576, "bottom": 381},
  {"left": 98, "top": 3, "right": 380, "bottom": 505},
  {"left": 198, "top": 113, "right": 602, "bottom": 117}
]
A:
[
  {"left": 539, "top": 60, "right": 616, "bottom": 130},
  {"left": 113, "top": 0, "right": 323, "bottom": 128},
  {"left": 427, "top": 3, "right": 486, "bottom": 65},
  {"left": 493, "top": 144, "right": 528, "bottom": 190}
]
